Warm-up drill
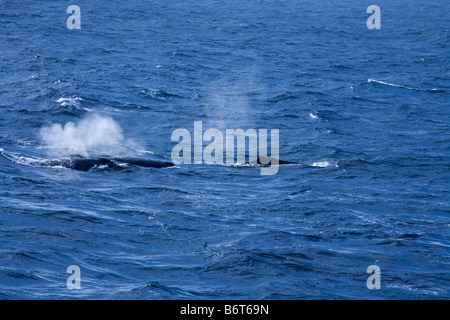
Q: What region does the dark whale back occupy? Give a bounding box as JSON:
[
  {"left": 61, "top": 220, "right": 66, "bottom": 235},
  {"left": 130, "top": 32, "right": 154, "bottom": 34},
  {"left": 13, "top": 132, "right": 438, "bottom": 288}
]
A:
[
  {"left": 112, "top": 157, "right": 175, "bottom": 168},
  {"left": 67, "top": 157, "right": 175, "bottom": 171},
  {"left": 70, "top": 158, "right": 121, "bottom": 171},
  {"left": 247, "top": 156, "right": 298, "bottom": 166}
]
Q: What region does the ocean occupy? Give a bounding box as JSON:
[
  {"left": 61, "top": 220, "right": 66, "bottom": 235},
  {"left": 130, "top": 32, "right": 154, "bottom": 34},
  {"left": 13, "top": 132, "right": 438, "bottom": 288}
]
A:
[{"left": 0, "top": 0, "right": 449, "bottom": 299}]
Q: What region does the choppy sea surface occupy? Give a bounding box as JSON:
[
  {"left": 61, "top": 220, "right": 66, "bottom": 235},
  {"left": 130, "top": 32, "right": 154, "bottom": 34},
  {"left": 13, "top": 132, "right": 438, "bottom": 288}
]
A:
[{"left": 0, "top": 0, "right": 449, "bottom": 299}]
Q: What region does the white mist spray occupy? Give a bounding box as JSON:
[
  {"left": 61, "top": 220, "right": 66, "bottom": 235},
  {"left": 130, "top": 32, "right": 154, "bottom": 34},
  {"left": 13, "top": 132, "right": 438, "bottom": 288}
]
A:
[{"left": 39, "top": 113, "right": 139, "bottom": 157}]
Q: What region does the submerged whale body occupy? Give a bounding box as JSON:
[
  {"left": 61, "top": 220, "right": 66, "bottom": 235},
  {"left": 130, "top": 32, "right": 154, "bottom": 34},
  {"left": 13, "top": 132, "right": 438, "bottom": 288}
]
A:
[
  {"left": 64, "top": 156, "right": 295, "bottom": 171},
  {"left": 66, "top": 156, "right": 296, "bottom": 171},
  {"left": 60, "top": 157, "right": 175, "bottom": 171},
  {"left": 0, "top": 149, "right": 297, "bottom": 171},
  {"left": 247, "top": 156, "right": 298, "bottom": 165}
]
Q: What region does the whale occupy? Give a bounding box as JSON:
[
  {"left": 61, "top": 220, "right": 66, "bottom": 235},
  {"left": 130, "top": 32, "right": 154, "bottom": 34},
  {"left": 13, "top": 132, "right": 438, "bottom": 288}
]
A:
[
  {"left": 46, "top": 157, "right": 175, "bottom": 171},
  {"left": 50, "top": 156, "right": 296, "bottom": 171},
  {"left": 65, "top": 156, "right": 296, "bottom": 171},
  {"left": 0, "top": 148, "right": 297, "bottom": 172},
  {"left": 113, "top": 157, "right": 175, "bottom": 169},
  {"left": 247, "top": 156, "right": 298, "bottom": 165}
]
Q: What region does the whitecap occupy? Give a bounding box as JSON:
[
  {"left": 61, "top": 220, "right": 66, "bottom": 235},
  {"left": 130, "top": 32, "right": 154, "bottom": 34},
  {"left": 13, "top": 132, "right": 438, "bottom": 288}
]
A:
[
  {"left": 309, "top": 112, "right": 319, "bottom": 120},
  {"left": 311, "top": 161, "right": 332, "bottom": 168},
  {"left": 57, "top": 97, "right": 83, "bottom": 107},
  {"left": 367, "top": 78, "right": 416, "bottom": 90},
  {"left": 89, "top": 164, "right": 110, "bottom": 171},
  {"left": 0, "top": 149, "right": 55, "bottom": 168},
  {"left": 56, "top": 97, "right": 92, "bottom": 111}
]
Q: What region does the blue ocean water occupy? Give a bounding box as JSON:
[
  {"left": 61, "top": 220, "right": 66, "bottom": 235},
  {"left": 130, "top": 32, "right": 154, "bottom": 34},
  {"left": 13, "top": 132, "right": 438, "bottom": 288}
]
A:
[{"left": 0, "top": 0, "right": 449, "bottom": 299}]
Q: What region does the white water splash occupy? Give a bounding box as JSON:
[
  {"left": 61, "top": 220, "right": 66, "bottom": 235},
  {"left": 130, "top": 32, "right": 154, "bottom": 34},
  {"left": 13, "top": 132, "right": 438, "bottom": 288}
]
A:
[
  {"left": 0, "top": 149, "right": 56, "bottom": 168},
  {"left": 311, "top": 161, "right": 332, "bottom": 168},
  {"left": 57, "top": 97, "right": 83, "bottom": 106},
  {"left": 57, "top": 97, "right": 92, "bottom": 112}
]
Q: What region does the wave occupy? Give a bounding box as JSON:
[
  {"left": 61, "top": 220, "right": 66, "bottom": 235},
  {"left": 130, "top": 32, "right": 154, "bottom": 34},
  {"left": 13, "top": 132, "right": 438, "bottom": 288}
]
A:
[
  {"left": 139, "top": 88, "right": 185, "bottom": 101},
  {"left": 311, "top": 161, "right": 333, "bottom": 168},
  {"left": 267, "top": 91, "right": 298, "bottom": 103},
  {"left": 0, "top": 148, "right": 65, "bottom": 169},
  {"left": 336, "top": 159, "right": 373, "bottom": 168},
  {"left": 309, "top": 112, "right": 319, "bottom": 120},
  {"left": 368, "top": 78, "right": 417, "bottom": 90},
  {"left": 56, "top": 97, "right": 92, "bottom": 111},
  {"left": 368, "top": 79, "right": 445, "bottom": 93},
  {"left": 57, "top": 97, "right": 83, "bottom": 106}
]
